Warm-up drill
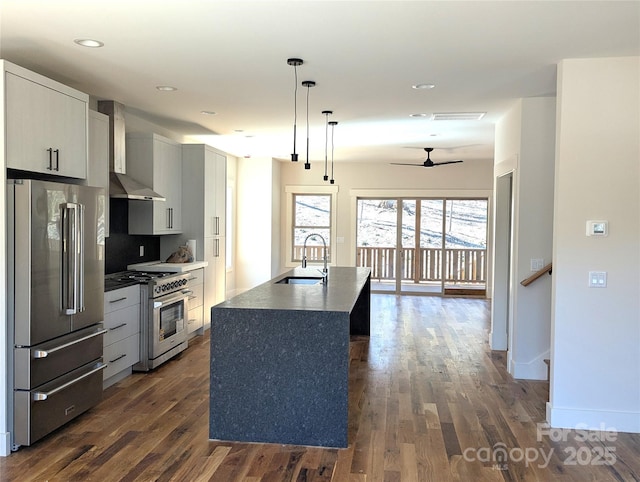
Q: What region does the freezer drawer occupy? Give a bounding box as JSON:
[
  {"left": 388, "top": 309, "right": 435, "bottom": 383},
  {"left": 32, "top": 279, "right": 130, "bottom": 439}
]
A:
[
  {"left": 14, "top": 359, "right": 106, "bottom": 447},
  {"left": 14, "top": 324, "right": 106, "bottom": 390}
]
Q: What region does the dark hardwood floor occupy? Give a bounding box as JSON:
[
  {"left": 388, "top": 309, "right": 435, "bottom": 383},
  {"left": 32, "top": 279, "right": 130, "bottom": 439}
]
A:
[{"left": 1, "top": 294, "right": 638, "bottom": 481}]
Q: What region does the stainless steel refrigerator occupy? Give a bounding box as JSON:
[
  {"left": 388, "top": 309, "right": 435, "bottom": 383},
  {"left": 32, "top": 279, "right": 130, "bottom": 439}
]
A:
[{"left": 8, "top": 179, "right": 107, "bottom": 448}]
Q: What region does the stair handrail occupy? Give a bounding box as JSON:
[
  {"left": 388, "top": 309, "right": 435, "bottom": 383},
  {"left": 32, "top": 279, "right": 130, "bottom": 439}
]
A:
[{"left": 520, "top": 263, "right": 553, "bottom": 287}]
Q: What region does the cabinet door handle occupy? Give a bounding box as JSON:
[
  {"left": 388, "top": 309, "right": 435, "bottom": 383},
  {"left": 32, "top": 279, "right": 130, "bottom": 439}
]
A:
[
  {"left": 47, "top": 148, "right": 53, "bottom": 170},
  {"left": 54, "top": 149, "right": 60, "bottom": 171},
  {"left": 166, "top": 208, "right": 171, "bottom": 229},
  {"left": 215, "top": 238, "right": 220, "bottom": 257},
  {"left": 109, "top": 354, "right": 127, "bottom": 364},
  {"left": 108, "top": 297, "right": 127, "bottom": 303},
  {"left": 109, "top": 323, "right": 128, "bottom": 331}
]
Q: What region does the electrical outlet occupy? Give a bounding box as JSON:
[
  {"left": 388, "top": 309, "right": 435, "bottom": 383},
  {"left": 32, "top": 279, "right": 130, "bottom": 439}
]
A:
[{"left": 139, "top": 245, "right": 144, "bottom": 257}]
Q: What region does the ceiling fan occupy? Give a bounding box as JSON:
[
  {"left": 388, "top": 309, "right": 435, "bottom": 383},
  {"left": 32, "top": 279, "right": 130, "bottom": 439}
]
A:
[{"left": 391, "top": 148, "right": 463, "bottom": 168}]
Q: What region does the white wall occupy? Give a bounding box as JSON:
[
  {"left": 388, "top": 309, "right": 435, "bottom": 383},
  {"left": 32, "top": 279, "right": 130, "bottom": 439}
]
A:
[
  {"left": 279, "top": 159, "right": 494, "bottom": 270},
  {"left": 549, "top": 57, "right": 640, "bottom": 432},
  {"left": 493, "top": 97, "right": 556, "bottom": 380},
  {"left": 271, "top": 159, "right": 282, "bottom": 278},
  {"left": 235, "top": 157, "right": 280, "bottom": 292}
]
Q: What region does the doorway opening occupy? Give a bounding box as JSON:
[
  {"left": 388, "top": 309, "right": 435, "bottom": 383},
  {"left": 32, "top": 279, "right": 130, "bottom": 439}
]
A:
[{"left": 356, "top": 197, "right": 488, "bottom": 295}]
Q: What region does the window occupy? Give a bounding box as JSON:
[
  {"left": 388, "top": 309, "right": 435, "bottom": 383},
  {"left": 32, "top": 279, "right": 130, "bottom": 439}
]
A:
[
  {"left": 284, "top": 185, "right": 338, "bottom": 268},
  {"left": 292, "top": 194, "right": 331, "bottom": 262}
]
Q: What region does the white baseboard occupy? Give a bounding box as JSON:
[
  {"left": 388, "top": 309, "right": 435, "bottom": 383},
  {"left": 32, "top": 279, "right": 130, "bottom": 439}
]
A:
[
  {"left": 0, "top": 431, "right": 10, "bottom": 456},
  {"left": 547, "top": 403, "right": 640, "bottom": 433},
  {"left": 510, "top": 350, "right": 549, "bottom": 380}
]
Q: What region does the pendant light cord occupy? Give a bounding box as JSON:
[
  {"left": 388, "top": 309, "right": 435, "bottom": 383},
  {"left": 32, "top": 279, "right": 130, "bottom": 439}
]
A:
[
  {"left": 330, "top": 121, "right": 337, "bottom": 184},
  {"left": 293, "top": 64, "right": 298, "bottom": 156},
  {"left": 324, "top": 112, "right": 329, "bottom": 180},
  {"left": 305, "top": 84, "right": 311, "bottom": 168}
]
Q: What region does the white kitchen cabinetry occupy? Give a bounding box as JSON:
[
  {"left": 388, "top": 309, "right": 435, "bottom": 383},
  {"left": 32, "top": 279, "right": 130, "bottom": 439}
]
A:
[
  {"left": 186, "top": 268, "right": 204, "bottom": 336},
  {"left": 103, "top": 285, "right": 141, "bottom": 388},
  {"left": 88, "top": 110, "right": 110, "bottom": 237},
  {"left": 3, "top": 61, "right": 88, "bottom": 179},
  {"left": 174, "top": 144, "right": 226, "bottom": 327},
  {"left": 126, "top": 133, "right": 182, "bottom": 235}
]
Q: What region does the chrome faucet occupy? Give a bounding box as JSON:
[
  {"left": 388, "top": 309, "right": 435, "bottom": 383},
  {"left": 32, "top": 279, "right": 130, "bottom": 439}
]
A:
[{"left": 302, "top": 233, "right": 328, "bottom": 283}]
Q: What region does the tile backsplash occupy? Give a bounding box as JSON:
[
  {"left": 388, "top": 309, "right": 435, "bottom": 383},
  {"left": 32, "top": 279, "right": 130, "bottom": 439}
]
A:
[{"left": 105, "top": 199, "right": 160, "bottom": 274}]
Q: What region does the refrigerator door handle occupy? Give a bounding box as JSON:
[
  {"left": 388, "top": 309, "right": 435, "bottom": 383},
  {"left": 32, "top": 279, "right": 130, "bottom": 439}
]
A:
[
  {"left": 33, "top": 328, "right": 108, "bottom": 358},
  {"left": 78, "top": 203, "right": 85, "bottom": 312},
  {"left": 32, "top": 362, "right": 107, "bottom": 401},
  {"left": 61, "top": 203, "right": 81, "bottom": 315}
]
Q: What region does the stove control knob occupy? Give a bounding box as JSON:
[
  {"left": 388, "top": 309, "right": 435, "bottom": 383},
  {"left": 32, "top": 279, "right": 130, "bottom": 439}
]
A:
[{"left": 155, "top": 286, "right": 161, "bottom": 294}]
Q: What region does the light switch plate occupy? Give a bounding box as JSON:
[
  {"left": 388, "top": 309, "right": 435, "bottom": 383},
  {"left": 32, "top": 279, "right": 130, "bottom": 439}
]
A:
[
  {"left": 586, "top": 220, "right": 608, "bottom": 236},
  {"left": 531, "top": 258, "right": 544, "bottom": 271},
  {"left": 588, "top": 271, "right": 607, "bottom": 288}
]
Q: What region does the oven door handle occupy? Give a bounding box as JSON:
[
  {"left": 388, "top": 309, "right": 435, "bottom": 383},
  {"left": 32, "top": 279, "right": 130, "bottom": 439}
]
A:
[{"left": 153, "top": 292, "right": 189, "bottom": 309}]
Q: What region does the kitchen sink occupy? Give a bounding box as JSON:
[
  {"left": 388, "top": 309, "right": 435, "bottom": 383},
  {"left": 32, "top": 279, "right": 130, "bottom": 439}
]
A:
[{"left": 276, "top": 276, "right": 324, "bottom": 285}]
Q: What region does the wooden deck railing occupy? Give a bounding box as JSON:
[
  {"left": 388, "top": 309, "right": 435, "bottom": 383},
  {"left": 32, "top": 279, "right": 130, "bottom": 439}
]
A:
[
  {"left": 356, "top": 246, "right": 486, "bottom": 284},
  {"left": 292, "top": 245, "right": 487, "bottom": 285}
]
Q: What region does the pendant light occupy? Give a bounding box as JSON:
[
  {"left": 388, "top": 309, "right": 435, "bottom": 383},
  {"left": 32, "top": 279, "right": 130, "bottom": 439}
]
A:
[
  {"left": 329, "top": 120, "right": 338, "bottom": 184},
  {"left": 302, "top": 80, "right": 315, "bottom": 170},
  {"left": 287, "top": 58, "right": 303, "bottom": 162},
  {"left": 322, "top": 110, "right": 333, "bottom": 181}
]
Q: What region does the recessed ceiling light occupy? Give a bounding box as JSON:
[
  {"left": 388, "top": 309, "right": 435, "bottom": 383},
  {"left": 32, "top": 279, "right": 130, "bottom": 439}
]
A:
[
  {"left": 156, "top": 85, "right": 177, "bottom": 92},
  {"left": 412, "top": 83, "right": 435, "bottom": 90},
  {"left": 409, "top": 113, "right": 429, "bottom": 117},
  {"left": 200, "top": 110, "right": 217, "bottom": 115},
  {"left": 74, "top": 38, "right": 104, "bottom": 48}
]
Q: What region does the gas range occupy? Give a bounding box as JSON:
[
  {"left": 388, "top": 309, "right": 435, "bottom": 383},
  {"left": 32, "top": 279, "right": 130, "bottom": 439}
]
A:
[{"left": 105, "top": 270, "right": 192, "bottom": 297}]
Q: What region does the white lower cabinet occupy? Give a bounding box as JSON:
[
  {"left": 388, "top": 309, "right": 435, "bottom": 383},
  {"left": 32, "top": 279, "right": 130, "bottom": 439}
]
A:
[
  {"left": 103, "top": 285, "right": 141, "bottom": 387},
  {"left": 186, "top": 268, "right": 204, "bottom": 336}
]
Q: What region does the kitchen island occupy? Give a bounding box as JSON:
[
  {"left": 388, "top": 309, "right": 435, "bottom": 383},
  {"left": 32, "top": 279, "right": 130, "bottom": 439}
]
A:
[{"left": 209, "top": 267, "right": 371, "bottom": 448}]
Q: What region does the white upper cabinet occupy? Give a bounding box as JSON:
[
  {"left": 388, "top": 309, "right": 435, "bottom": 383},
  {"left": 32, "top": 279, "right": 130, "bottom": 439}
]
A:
[
  {"left": 127, "top": 133, "right": 182, "bottom": 235},
  {"left": 4, "top": 62, "right": 88, "bottom": 179},
  {"left": 88, "top": 110, "right": 110, "bottom": 237},
  {"left": 213, "top": 152, "right": 226, "bottom": 237}
]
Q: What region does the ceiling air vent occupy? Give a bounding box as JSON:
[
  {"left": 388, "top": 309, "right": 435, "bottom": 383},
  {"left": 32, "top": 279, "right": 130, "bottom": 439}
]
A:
[{"left": 431, "top": 112, "right": 486, "bottom": 121}]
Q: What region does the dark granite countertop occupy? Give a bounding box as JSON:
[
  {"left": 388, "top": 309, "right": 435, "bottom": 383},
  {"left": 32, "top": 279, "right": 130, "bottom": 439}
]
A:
[
  {"left": 213, "top": 266, "right": 371, "bottom": 313},
  {"left": 104, "top": 272, "right": 141, "bottom": 292}
]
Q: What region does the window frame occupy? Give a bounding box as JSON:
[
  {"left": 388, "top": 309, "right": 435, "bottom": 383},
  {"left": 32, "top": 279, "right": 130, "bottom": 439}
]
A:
[{"left": 284, "top": 185, "right": 339, "bottom": 268}]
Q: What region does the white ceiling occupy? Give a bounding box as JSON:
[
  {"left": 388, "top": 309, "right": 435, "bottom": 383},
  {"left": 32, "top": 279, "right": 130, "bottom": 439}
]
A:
[{"left": 1, "top": 1, "right": 638, "bottom": 165}]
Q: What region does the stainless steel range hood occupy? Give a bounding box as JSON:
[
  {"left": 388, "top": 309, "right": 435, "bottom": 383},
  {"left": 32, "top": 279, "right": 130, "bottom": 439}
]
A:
[{"left": 97, "top": 100, "right": 165, "bottom": 201}]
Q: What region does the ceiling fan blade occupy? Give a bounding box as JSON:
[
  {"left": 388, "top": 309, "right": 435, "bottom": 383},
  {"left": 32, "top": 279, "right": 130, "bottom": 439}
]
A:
[
  {"left": 432, "top": 160, "right": 463, "bottom": 166},
  {"left": 390, "top": 162, "right": 426, "bottom": 166}
]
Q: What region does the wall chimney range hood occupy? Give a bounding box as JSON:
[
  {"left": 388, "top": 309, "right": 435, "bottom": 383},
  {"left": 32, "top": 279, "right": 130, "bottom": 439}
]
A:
[{"left": 97, "top": 100, "right": 166, "bottom": 201}]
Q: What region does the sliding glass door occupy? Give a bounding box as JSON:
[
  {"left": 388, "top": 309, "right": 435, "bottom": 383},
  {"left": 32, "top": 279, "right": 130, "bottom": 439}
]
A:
[
  {"left": 356, "top": 197, "right": 487, "bottom": 295},
  {"left": 356, "top": 199, "right": 398, "bottom": 292}
]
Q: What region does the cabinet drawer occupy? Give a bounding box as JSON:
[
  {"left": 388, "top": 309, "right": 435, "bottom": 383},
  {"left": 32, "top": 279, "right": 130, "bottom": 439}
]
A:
[
  {"left": 188, "top": 282, "right": 204, "bottom": 311},
  {"left": 103, "top": 334, "right": 140, "bottom": 380},
  {"left": 187, "top": 307, "right": 203, "bottom": 334},
  {"left": 104, "top": 304, "right": 140, "bottom": 346},
  {"left": 105, "top": 285, "right": 140, "bottom": 314},
  {"left": 188, "top": 268, "right": 204, "bottom": 285}
]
